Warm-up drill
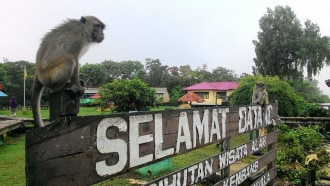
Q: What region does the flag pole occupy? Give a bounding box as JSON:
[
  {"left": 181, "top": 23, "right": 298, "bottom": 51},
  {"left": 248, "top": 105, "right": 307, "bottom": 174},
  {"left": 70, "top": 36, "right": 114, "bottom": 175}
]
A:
[{"left": 24, "top": 65, "right": 26, "bottom": 111}]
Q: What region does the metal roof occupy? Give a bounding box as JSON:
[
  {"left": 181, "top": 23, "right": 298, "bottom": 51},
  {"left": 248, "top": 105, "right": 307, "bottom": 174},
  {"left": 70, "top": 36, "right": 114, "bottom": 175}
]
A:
[{"left": 183, "top": 82, "right": 239, "bottom": 91}]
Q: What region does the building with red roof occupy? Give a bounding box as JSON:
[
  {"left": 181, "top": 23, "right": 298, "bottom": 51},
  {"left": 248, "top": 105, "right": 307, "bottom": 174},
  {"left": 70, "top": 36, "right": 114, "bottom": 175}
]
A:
[{"left": 182, "top": 82, "right": 239, "bottom": 106}]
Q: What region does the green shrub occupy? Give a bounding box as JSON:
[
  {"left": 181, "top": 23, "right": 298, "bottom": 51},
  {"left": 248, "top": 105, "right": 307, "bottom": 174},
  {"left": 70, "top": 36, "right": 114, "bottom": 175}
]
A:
[
  {"left": 276, "top": 123, "right": 330, "bottom": 183},
  {"left": 99, "top": 78, "right": 155, "bottom": 112}
]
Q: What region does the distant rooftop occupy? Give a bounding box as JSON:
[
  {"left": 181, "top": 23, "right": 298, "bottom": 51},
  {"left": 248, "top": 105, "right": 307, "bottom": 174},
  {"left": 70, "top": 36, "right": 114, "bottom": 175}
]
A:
[
  {"left": 84, "top": 87, "right": 99, "bottom": 94},
  {"left": 154, "top": 87, "right": 168, "bottom": 94},
  {"left": 183, "top": 82, "right": 239, "bottom": 91}
]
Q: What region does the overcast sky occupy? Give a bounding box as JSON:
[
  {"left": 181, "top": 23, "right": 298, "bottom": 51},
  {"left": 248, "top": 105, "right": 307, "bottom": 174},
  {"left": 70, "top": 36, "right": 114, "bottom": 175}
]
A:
[{"left": 1, "top": 0, "right": 330, "bottom": 96}]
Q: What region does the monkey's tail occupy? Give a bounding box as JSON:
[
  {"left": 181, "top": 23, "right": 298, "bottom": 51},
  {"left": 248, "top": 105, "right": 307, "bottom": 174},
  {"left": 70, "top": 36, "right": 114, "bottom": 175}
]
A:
[{"left": 32, "top": 77, "right": 44, "bottom": 127}]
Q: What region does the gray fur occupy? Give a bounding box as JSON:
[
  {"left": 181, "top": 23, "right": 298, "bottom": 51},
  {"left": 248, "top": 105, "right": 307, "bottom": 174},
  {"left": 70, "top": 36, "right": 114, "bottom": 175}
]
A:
[
  {"left": 32, "top": 16, "right": 105, "bottom": 127},
  {"left": 252, "top": 82, "right": 268, "bottom": 107}
]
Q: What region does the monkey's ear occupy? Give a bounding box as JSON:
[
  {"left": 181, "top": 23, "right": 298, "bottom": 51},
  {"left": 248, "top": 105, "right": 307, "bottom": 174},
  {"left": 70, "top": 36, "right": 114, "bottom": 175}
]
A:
[{"left": 80, "top": 16, "right": 86, "bottom": 24}]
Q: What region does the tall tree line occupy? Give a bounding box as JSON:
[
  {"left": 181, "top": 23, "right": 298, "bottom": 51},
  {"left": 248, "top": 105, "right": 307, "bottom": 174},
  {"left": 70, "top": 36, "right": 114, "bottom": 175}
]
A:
[
  {"left": 253, "top": 5, "right": 330, "bottom": 80},
  {"left": 0, "top": 59, "right": 241, "bottom": 106}
]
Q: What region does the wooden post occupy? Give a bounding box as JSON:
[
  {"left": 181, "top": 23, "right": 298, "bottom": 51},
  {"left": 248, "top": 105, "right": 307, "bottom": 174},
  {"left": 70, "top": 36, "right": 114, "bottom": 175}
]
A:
[
  {"left": 267, "top": 94, "right": 277, "bottom": 186},
  {"left": 49, "top": 91, "right": 80, "bottom": 122},
  {"left": 220, "top": 139, "right": 230, "bottom": 178}
]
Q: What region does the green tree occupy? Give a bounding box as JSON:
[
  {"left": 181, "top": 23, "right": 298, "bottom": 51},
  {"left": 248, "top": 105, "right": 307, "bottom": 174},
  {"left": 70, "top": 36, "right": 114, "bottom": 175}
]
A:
[
  {"left": 229, "top": 75, "right": 329, "bottom": 117},
  {"left": 194, "top": 68, "right": 212, "bottom": 82},
  {"left": 211, "top": 67, "right": 239, "bottom": 81},
  {"left": 301, "top": 20, "right": 330, "bottom": 77},
  {"left": 0, "top": 61, "right": 34, "bottom": 106},
  {"left": 145, "top": 58, "right": 168, "bottom": 87},
  {"left": 168, "top": 66, "right": 180, "bottom": 76},
  {"left": 119, "top": 60, "right": 145, "bottom": 80},
  {"left": 80, "top": 63, "right": 107, "bottom": 87},
  {"left": 179, "top": 65, "right": 192, "bottom": 77},
  {"left": 291, "top": 78, "right": 330, "bottom": 103},
  {"left": 168, "top": 86, "right": 184, "bottom": 105},
  {"left": 253, "top": 6, "right": 303, "bottom": 80},
  {"left": 253, "top": 5, "right": 330, "bottom": 80},
  {"left": 160, "top": 72, "right": 180, "bottom": 92},
  {"left": 100, "top": 60, "right": 146, "bottom": 82},
  {"left": 99, "top": 78, "right": 155, "bottom": 112},
  {"left": 179, "top": 65, "right": 194, "bottom": 86}
]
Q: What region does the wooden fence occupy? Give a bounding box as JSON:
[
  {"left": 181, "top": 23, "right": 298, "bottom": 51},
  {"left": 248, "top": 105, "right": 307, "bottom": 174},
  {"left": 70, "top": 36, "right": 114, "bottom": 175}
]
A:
[
  {"left": 26, "top": 103, "right": 278, "bottom": 186},
  {"left": 280, "top": 116, "right": 330, "bottom": 136},
  {"left": 0, "top": 105, "right": 49, "bottom": 110}
]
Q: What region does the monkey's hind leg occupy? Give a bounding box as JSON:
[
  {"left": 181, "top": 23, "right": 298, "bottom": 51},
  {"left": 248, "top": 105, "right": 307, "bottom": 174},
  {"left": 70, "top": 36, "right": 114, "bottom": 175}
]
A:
[{"left": 42, "top": 54, "right": 83, "bottom": 95}]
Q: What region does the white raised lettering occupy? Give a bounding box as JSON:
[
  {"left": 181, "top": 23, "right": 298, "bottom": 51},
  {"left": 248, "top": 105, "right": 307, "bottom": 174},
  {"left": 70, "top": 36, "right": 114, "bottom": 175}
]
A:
[
  {"left": 180, "top": 169, "right": 188, "bottom": 186},
  {"left": 232, "top": 161, "right": 259, "bottom": 185},
  {"left": 195, "top": 162, "right": 205, "bottom": 182},
  {"left": 238, "top": 107, "right": 246, "bottom": 133},
  {"left": 246, "top": 106, "right": 253, "bottom": 131},
  {"left": 236, "top": 168, "right": 243, "bottom": 185},
  {"left": 210, "top": 109, "right": 221, "bottom": 141},
  {"left": 228, "top": 149, "right": 235, "bottom": 164},
  {"left": 219, "top": 108, "right": 229, "bottom": 138},
  {"left": 188, "top": 164, "right": 198, "bottom": 184},
  {"left": 229, "top": 174, "right": 236, "bottom": 186},
  {"left": 176, "top": 112, "right": 192, "bottom": 153},
  {"left": 164, "top": 174, "right": 176, "bottom": 186},
  {"left": 96, "top": 117, "right": 128, "bottom": 176},
  {"left": 259, "top": 136, "right": 267, "bottom": 149},
  {"left": 193, "top": 110, "right": 209, "bottom": 147},
  {"left": 129, "top": 114, "right": 153, "bottom": 168},
  {"left": 252, "top": 139, "right": 258, "bottom": 152},
  {"left": 204, "top": 158, "right": 213, "bottom": 177},
  {"left": 223, "top": 178, "right": 229, "bottom": 186},
  {"left": 256, "top": 106, "right": 263, "bottom": 127},
  {"left": 219, "top": 152, "right": 228, "bottom": 169},
  {"left": 265, "top": 105, "right": 273, "bottom": 125},
  {"left": 155, "top": 113, "right": 174, "bottom": 159},
  {"left": 219, "top": 144, "right": 248, "bottom": 171}
]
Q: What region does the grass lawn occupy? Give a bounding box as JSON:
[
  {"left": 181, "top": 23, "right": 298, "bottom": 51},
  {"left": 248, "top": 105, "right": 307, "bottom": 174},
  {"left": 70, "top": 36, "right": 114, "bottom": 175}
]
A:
[
  {"left": 0, "top": 105, "right": 177, "bottom": 118},
  {"left": 0, "top": 106, "right": 251, "bottom": 186},
  {"left": 0, "top": 132, "right": 26, "bottom": 186}
]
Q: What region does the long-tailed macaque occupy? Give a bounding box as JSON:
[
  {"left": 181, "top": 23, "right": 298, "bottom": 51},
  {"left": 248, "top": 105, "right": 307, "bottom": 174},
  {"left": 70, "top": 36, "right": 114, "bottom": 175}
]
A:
[
  {"left": 252, "top": 81, "right": 269, "bottom": 107},
  {"left": 251, "top": 81, "right": 269, "bottom": 142},
  {"left": 32, "top": 16, "right": 105, "bottom": 127}
]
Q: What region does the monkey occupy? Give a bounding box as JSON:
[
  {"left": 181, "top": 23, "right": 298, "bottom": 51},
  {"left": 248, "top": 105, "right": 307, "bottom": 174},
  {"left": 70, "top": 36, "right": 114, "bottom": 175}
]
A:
[
  {"left": 32, "top": 16, "right": 105, "bottom": 127},
  {"left": 252, "top": 81, "right": 269, "bottom": 107},
  {"left": 250, "top": 81, "right": 269, "bottom": 151}
]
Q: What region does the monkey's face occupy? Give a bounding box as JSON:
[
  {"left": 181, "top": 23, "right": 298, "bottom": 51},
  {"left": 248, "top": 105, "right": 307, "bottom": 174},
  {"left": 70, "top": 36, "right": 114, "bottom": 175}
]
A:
[
  {"left": 81, "top": 16, "right": 105, "bottom": 43},
  {"left": 256, "top": 82, "right": 265, "bottom": 90},
  {"left": 92, "top": 23, "right": 105, "bottom": 43}
]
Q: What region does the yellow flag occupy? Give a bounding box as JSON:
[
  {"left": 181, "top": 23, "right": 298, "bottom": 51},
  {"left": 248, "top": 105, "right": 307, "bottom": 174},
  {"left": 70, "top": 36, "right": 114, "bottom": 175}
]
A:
[{"left": 24, "top": 68, "right": 28, "bottom": 80}]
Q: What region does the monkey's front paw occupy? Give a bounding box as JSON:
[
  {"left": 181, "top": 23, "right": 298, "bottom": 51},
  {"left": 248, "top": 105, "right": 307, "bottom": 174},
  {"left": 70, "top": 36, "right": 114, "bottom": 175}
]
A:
[
  {"left": 74, "top": 85, "right": 85, "bottom": 96},
  {"left": 66, "top": 84, "right": 85, "bottom": 96},
  {"left": 80, "top": 80, "right": 85, "bottom": 87}
]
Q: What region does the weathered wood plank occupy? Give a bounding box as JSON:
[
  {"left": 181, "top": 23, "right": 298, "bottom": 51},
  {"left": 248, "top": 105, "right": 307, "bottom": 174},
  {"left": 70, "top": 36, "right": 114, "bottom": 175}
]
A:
[
  {"left": 250, "top": 167, "right": 277, "bottom": 186},
  {"left": 145, "top": 132, "right": 277, "bottom": 186},
  {"left": 0, "top": 119, "right": 24, "bottom": 135},
  {"left": 214, "top": 149, "right": 277, "bottom": 186},
  {"left": 280, "top": 117, "right": 330, "bottom": 124},
  {"left": 26, "top": 104, "right": 278, "bottom": 185}
]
